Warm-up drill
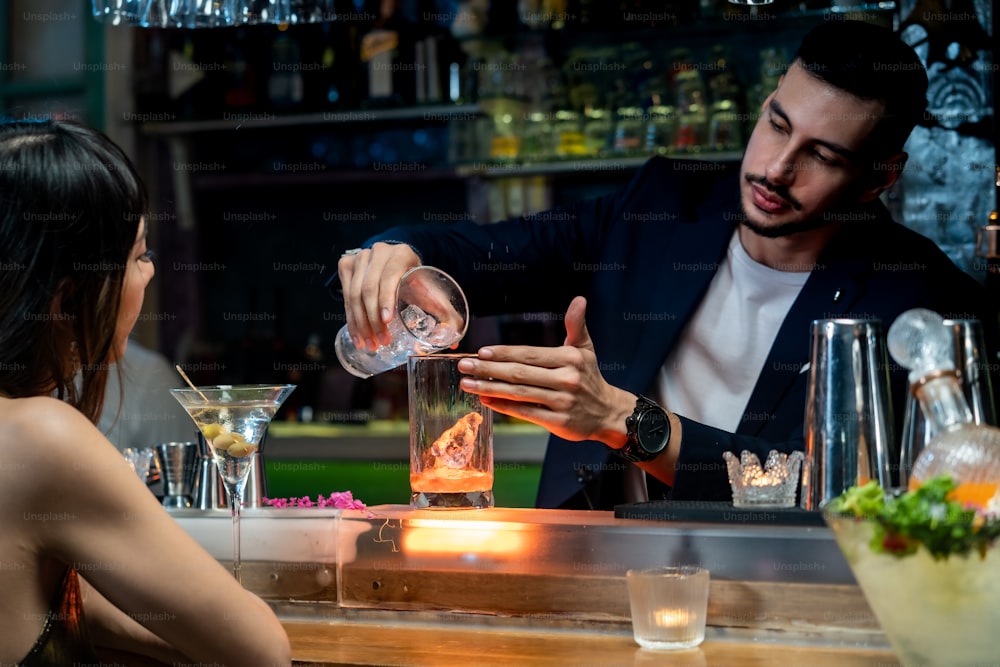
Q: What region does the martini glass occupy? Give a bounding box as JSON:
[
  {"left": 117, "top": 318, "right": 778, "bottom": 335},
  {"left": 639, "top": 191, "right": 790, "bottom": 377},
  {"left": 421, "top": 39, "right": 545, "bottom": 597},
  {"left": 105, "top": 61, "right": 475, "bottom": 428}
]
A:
[{"left": 169, "top": 384, "right": 295, "bottom": 582}]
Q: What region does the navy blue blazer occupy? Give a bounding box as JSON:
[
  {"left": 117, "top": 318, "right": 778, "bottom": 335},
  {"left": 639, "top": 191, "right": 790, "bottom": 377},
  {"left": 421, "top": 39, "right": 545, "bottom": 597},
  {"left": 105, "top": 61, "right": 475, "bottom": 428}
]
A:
[{"left": 346, "top": 157, "right": 999, "bottom": 509}]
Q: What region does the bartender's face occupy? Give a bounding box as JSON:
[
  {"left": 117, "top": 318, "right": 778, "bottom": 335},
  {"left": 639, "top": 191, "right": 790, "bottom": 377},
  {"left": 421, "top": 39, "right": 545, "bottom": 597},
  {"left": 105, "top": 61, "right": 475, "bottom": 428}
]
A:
[{"left": 739, "top": 61, "right": 885, "bottom": 239}]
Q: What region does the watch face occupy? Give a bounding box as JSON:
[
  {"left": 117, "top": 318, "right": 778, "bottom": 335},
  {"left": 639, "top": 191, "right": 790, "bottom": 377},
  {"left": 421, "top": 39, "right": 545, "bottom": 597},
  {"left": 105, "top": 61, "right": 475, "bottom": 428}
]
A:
[{"left": 638, "top": 409, "right": 669, "bottom": 452}]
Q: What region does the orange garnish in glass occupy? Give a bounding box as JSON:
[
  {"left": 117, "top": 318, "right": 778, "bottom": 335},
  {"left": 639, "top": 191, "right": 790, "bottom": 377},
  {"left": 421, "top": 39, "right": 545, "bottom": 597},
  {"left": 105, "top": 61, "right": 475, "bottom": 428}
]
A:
[{"left": 945, "top": 482, "right": 999, "bottom": 511}]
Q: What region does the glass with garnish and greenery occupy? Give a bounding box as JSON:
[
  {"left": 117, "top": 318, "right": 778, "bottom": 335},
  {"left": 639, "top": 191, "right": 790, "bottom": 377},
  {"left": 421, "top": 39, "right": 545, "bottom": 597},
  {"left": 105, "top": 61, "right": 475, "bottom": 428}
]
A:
[{"left": 824, "top": 476, "right": 1000, "bottom": 667}]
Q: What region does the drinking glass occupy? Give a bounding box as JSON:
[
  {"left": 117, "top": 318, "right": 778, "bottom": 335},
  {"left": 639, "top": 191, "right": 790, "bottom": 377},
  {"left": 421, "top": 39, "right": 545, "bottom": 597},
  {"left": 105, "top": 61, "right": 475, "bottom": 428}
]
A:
[
  {"left": 336, "top": 266, "right": 469, "bottom": 379},
  {"left": 122, "top": 446, "right": 155, "bottom": 483},
  {"left": 408, "top": 354, "right": 493, "bottom": 509},
  {"left": 92, "top": 0, "right": 147, "bottom": 23},
  {"left": 825, "top": 508, "right": 1000, "bottom": 666},
  {"left": 167, "top": 0, "right": 236, "bottom": 28},
  {"left": 170, "top": 384, "right": 295, "bottom": 582}
]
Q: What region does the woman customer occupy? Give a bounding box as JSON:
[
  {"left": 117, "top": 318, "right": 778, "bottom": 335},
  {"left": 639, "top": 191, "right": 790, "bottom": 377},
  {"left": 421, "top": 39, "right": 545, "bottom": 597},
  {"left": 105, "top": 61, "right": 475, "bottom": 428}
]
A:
[{"left": 0, "top": 119, "right": 291, "bottom": 666}]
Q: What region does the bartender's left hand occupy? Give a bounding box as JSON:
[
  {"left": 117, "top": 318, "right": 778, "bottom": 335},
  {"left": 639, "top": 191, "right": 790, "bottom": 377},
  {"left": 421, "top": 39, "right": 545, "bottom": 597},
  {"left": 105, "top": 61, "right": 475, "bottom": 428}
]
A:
[{"left": 457, "top": 296, "right": 634, "bottom": 448}]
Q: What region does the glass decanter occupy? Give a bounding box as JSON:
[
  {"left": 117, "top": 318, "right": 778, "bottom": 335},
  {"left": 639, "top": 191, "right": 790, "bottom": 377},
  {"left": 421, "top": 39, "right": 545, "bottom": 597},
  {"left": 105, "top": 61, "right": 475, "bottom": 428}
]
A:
[{"left": 888, "top": 309, "right": 1000, "bottom": 509}]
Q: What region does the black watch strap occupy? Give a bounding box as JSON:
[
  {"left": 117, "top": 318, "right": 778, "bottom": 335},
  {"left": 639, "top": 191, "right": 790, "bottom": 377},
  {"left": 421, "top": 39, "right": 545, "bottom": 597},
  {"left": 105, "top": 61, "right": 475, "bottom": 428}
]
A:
[{"left": 617, "top": 394, "right": 671, "bottom": 463}]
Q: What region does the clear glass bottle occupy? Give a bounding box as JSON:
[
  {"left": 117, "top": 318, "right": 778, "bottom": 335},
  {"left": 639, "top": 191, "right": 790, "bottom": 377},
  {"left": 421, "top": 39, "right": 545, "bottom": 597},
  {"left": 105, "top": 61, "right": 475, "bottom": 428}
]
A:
[
  {"left": 612, "top": 105, "right": 645, "bottom": 156},
  {"left": 553, "top": 110, "right": 585, "bottom": 158},
  {"left": 671, "top": 55, "right": 708, "bottom": 153},
  {"left": 644, "top": 105, "right": 676, "bottom": 155},
  {"left": 582, "top": 107, "right": 611, "bottom": 157},
  {"left": 520, "top": 109, "right": 555, "bottom": 162},
  {"left": 888, "top": 308, "right": 1000, "bottom": 509},
  {"left": 708, "top": 100, "right": 742, "bottom": 152}
]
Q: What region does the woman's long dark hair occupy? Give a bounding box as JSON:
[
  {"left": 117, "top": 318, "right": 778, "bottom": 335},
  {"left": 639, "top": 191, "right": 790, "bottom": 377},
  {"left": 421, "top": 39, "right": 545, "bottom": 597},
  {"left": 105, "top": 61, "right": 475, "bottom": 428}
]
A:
[{"left": 0, "top": 119, "right": 147, "bottom": 423}]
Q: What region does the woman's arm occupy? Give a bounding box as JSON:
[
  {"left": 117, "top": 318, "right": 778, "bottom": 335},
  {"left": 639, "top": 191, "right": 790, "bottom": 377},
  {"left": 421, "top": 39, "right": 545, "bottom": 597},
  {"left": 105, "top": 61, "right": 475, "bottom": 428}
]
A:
[
  {"left": 80, "top": 576, "right": 189, "bottom": 664},
  {"left": 12, "top": 396, "right": 291, "bottom": 667}
]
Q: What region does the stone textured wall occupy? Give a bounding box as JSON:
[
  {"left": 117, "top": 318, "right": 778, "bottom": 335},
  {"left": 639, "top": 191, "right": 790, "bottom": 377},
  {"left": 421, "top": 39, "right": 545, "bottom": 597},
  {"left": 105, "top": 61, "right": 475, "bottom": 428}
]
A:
[{"left": 896, "top": 0, "right": 995, "bottom": 279}]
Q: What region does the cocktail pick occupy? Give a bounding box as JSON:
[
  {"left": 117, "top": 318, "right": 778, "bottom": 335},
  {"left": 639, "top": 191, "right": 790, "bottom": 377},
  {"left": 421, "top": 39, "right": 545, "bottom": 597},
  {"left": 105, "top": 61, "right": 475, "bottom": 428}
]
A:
[{"left": 174, "top": 364, "right": 208, "bottom": 402}]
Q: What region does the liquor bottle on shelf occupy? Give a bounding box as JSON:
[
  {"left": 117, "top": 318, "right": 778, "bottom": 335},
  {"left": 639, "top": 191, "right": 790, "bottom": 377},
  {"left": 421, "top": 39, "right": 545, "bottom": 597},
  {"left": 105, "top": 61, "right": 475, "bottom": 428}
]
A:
[
  {"left": 517, "top": 53, "right": 558, "bottom": 162},
  {"left": 644, "top": 104, "right": 676, "bottom": 156},
  {"left": 222, "top": 28, "right": 256, "bottom": 111},
  {"left": 747, "top": 46, "right": 785, "bottom": 122},
  {"left": 267, "top": 27, "right": 305, "bottom": 112},
  {"left": 312, "top": 23, "right": 341, "bottom": 109},
  {"left": 548, "top": 76, "right": 582, "bottom": 159},
  {"left": 979, "top": 203, "right": 1000, "bottom": 333},
  {"left": 612, "top": 98, "right": 645, "bottom": 157},
  {"left": 360, "top": 0, "right": 418, "bottom": 108},
  {"left": 706, "top": 45, "right": 744, "bottom": 152},
  {"left": 168, "top": 33, "right": 208, "bottom": 119},
  {"left": 582, "top": 104, "right": 611, "bottom": 157},
  {"left": 566, "top": 50, "right": 610, "bottom": 158},
  {"left": 670, "top": 49, "right": 708, "bottom": 153},
  {"left": 133, "top": 29, "right": 171, "bottom": 117}
]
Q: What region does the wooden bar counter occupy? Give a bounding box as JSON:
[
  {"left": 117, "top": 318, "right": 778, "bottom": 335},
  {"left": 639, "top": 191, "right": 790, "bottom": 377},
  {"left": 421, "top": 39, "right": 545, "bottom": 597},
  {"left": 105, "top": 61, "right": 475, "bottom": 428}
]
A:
[
  {"left": 174, "top": 506, "right": 898, "bottom": 666},
  {"left": 280, "top": 613, "right": 897, "bottom": 666}
]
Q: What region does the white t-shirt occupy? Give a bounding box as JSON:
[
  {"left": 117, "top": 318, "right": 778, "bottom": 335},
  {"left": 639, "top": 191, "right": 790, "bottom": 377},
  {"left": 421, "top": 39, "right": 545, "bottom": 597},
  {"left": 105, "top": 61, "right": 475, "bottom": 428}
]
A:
[{"left": 655, "top": 230, "right": 810, "bottom": 432}]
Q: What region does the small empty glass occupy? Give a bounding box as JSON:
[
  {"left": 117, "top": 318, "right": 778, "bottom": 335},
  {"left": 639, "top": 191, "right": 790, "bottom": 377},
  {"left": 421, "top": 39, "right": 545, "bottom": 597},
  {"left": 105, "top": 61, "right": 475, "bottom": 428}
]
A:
[
  {"left": 336, "top": 266, "right": 469, "bottom": 379},
  {"left": 123, "top": 446, "right": 155, "bottom": 484}
]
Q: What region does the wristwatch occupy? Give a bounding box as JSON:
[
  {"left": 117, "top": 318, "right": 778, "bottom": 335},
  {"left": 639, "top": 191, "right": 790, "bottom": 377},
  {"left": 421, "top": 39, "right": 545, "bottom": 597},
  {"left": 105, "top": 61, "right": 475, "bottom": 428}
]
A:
[{"left": 617, "top": 395, "right": 671, "bottom": 463}]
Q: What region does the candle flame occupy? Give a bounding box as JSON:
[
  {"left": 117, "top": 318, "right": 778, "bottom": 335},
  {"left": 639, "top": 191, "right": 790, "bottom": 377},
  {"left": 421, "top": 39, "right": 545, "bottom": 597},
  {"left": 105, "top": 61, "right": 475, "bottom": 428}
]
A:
[{"left": 654, "top": 608, "right": 692, "bottom": 627}]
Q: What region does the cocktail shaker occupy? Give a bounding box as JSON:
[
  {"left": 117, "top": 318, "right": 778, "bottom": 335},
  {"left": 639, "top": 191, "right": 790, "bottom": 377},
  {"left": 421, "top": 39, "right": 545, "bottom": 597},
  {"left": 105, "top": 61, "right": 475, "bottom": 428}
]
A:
[
  {"left": 194, "top": 429, "right": 269, "bottom": 509},
  {"left": 193, "top": 433, "right": 227, "bottom": 510},
  {"left": 243, "top": 431, "right": 268, "bottom": 509},
  {"left": 800, "top": 319, "right": 895, "bottom": 510},
  {"left": 154, "top": 441, "right": 200, "bottom": 508},
  {"left": 899, "top": 318, "right": 997, "bottom": 486}
]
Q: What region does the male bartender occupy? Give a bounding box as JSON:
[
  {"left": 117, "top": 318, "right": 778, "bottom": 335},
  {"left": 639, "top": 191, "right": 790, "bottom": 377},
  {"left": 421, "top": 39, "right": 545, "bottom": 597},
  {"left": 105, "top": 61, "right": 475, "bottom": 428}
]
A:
[{"left": 330, "top": 21, "right": 999, "bottom": 510}]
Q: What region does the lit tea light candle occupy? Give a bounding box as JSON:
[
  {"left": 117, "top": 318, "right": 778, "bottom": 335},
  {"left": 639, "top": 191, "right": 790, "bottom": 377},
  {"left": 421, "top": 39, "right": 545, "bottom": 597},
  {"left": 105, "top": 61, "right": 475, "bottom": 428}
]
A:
[
  {"left": 723, "top": 449, "right": 804, "bottom": 508},
  {"left": 654, "top": 608, "right": 692, "bottom": 628},
  {"left": 748, "top": 470, "right": 783, "bottom": 487}
]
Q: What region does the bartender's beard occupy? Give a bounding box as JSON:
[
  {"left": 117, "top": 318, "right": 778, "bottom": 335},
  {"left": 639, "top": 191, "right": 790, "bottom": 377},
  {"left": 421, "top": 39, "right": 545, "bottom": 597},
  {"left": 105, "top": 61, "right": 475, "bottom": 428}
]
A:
[{"left": 739, "top": 173, "right": 840, "bottom": 239}]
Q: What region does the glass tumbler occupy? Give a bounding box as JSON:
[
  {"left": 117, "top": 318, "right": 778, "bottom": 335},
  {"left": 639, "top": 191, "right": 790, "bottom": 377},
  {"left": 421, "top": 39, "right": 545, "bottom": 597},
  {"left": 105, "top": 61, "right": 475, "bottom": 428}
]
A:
[
  {"left": 335, "top": 265, "right": 469, "bottom": 379},
  {"left": 408, "top": 354, "right": 493, "bottom": 509}
]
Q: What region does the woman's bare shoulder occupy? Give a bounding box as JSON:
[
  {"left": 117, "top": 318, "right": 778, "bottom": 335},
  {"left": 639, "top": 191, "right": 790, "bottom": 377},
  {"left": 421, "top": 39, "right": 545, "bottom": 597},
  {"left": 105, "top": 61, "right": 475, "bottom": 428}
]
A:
[
  {"left": 0, "top": 394, "right": 94, "bottom": 446},
  {"left": 0, "top": 396, "right": 117, "bottom": 501},
  {"left": 0, "top": 394, "right": 94, "bottom": 430}
]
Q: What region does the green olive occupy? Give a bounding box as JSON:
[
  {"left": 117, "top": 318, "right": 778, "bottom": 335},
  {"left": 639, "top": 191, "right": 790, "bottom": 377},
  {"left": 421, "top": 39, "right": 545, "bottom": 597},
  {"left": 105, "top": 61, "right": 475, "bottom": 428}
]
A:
[
  {"left": 212, "top": 433, "right": 237, "bottom": 451},
  {"left": 201, "top": 424, "right": 224, "bottom": 440},
  {"left": 227, "top": 441, "right": 256, "bottom": 458}
]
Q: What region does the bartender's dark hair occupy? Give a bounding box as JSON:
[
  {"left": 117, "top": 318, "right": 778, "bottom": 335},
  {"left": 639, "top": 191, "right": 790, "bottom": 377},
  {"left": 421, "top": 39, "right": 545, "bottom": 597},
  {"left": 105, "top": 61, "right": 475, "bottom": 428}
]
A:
[
  {"left": 0, "top": 119, "right": 147, "bottom": 423},
  {"left": 793, "top": 20, "right": 928, "bottom": 159}
]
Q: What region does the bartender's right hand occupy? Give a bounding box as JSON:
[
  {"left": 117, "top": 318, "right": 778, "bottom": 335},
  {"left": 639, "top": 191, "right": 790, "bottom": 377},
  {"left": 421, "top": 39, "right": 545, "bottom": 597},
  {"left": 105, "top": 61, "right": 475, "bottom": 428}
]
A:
[{"left": 338, "top": 242, "right": 420, "bottom": 351}]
